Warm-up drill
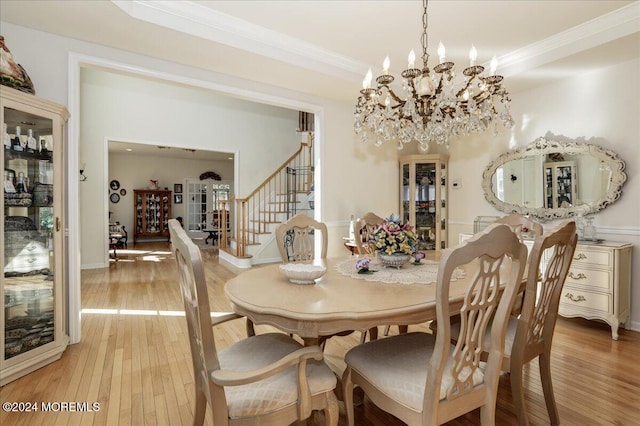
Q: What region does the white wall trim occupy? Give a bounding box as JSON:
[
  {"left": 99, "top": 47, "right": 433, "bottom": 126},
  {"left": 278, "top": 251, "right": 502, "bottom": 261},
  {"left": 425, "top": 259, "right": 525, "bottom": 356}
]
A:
[
  {"left": 110, "top": 0, "right": 366, "bottom": 81},
  {"left": 596, "top": 226, "right": 640, "bottom": 237},
  {"left": 68, "top": 51, "right": 324, "bottom": 343},
  {"left": 499, "top": 3, "right": 640, "bottom": 77},
  {"left": 67, "top": 54, "right": 81, "bottom": 344},
  {"left": 110, "top": 0, "right": 638, "bottom": 84},
  {"left": 81, "top": 263, "right": 109, "bottom": 270}
]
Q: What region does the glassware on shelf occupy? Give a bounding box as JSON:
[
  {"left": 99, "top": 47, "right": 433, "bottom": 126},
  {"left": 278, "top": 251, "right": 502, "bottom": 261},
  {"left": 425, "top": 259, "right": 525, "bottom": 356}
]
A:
[
  {"left": 583, "top": 216, "right": 597, "bottom": 241},
  {"left": 3, "top": 122, "right": 10, "bottom": 149},
  {"left": 12, "top": 125, "right": 23, "bottom": 151},
  {"left": 27, "top": 129, "right": 37, "bottom": 153}
]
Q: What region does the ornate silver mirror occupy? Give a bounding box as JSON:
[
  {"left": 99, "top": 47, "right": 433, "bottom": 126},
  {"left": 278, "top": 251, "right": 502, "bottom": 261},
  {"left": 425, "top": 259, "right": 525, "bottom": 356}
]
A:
[{"left": 482, "top": 136, "right": 627, "bottom": 221}]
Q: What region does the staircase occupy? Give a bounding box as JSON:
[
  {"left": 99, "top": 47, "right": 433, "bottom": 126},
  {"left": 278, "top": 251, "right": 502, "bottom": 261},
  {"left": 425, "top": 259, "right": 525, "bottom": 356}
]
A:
[{"left": 219, "top": 135, "right": 314, "bottom": 267}]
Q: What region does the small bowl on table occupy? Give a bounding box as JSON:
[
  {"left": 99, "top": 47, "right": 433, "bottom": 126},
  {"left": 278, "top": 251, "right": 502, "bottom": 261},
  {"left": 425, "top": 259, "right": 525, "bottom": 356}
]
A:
[{"left": 279, "top": 263, "right": 327, "bottom": 285}]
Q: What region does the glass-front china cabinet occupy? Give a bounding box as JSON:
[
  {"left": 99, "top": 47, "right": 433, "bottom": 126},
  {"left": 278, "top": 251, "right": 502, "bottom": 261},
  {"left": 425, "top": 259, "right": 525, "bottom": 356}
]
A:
[
  {"left": 400, "top": 154, "right": 448, "bottom": 251},
  {"left": 1, "top": 86, "right": 69, "bottom": 385},
  {"left": 133, "top": 189, "right": 172, "bottom": 243},
  {"left": 543, "top": 160, "right": 577, "bottom": 208}
]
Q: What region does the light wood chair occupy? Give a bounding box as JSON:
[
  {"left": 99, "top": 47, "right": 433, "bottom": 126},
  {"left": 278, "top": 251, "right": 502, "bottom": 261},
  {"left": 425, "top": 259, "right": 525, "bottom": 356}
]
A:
[
  {"left": 276, "top": 213, "right": 327, "bottom": 262},
  {"left": 353, "top": 212, "right": 409, "bottom": 338},
  {"left": 495, "top": 213, "right": 544, "bottom": 315},
  {"left": 495, "top": 213, "right": 543, "bottom": 243},
  {"left": 450, "top": 221, "right": 577, "bottom": 425},
  {"left": 496, "top": 220, "right": 577, "bottom": 425},
  {"left": 353, "top": 211, "right": 384, "bottom": 255},
  {"left": 168, "top": 219, "right": 338, "bottom": 426},
  {"left": 275, "top": 213, "right": 367, "bottom": 345},
  {"left": 342, "top": 223, "right": 527, "bottom": 425}
]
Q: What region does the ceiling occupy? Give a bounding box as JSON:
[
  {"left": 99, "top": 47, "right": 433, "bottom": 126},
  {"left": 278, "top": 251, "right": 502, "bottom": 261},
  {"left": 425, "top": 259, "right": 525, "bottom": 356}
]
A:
[
  {"left": 108, "top": 141, "right": 234, "bottom": 161},
  {"left": 1, "top": 0, "right": 638, "bottom": 104}
]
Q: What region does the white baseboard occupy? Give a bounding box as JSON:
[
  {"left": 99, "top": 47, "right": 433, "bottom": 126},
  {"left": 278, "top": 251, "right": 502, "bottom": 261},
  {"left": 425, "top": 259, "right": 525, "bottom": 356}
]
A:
[
  {"left": 219, "top": 250, "right": 252, "bottom": 270},
  {"left": 81, "top": 262, "right": 108, "bottom": 270},
  {"left": 627, "top": 320, "right": 640, "bottom": 333}
]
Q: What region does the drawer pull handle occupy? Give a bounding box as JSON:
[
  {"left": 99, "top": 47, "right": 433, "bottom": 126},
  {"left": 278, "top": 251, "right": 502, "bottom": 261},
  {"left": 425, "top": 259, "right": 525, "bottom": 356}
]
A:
[
  {"left": 565, "top": 293, "right": 586, "bottom": 303},
  {"left": 569, "top": 272, "right": 587, "bottom": 280},
  {"left": 574, "top": 253, "right": 587, "bottom": 261}
]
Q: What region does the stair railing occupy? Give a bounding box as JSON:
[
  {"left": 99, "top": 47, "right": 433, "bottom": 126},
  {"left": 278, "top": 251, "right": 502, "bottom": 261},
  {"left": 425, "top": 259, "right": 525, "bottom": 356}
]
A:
[{"left": 219, "top": 138, "right": 313, "bottom": 258}]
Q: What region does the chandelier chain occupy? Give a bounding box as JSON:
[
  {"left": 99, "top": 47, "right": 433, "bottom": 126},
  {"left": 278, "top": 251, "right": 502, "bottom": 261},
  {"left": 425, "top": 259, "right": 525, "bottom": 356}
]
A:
[{"left": 421, "top": 0, "right": 429, "bottom": 68}]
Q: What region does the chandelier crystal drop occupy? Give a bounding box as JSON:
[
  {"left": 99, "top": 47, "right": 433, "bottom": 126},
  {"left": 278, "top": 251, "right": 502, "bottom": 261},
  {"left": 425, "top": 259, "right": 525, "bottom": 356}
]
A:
[{"left": 354, "top": 0, "right": 514, "bottom": 152}]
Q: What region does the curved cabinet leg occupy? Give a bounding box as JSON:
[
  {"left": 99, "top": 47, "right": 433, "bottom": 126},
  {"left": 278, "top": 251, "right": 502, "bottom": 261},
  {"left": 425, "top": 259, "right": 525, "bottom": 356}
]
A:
[{"left": 610, "top": 317, "right": 619, "bottom": 340}]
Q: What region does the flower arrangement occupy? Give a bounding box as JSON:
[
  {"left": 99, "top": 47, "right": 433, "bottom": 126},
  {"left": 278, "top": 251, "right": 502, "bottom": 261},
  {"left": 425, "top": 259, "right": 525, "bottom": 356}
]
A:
[{"left": 371, "top": 214, "right": 417, "bottom": 255}]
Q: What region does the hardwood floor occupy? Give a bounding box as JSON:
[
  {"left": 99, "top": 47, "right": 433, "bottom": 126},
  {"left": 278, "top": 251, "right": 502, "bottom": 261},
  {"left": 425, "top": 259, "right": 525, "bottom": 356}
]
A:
[{"left": 1, "top": 242, "right": 639, "bottom": 425}]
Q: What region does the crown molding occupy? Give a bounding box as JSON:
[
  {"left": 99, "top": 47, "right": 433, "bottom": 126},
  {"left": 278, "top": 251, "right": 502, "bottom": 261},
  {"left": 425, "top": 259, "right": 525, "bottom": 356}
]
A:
[
  {"left": 112, "top": 1, "right": 639, "bottom": 82},
  {"left": 495, "top": 3, "right": 640, "bottom": 76},
  {"left": 111, "top": 0, "right": 367, "bottom": 81}
]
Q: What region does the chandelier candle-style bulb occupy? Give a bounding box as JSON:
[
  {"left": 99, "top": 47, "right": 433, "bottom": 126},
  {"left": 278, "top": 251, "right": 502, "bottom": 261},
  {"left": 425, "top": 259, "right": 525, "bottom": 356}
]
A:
[
  {"left": 490, "top": 55, "right": 498, "bottom": 75},
  {"left": 362, "top": 68, "right": 372, "bottom": 90},
  {"left": 469, "top": 45, "right": 477, "bottom": 66},
  {"left": 383, "top": 56, "right": 390, "bottom": 75},
  {"left": 437, "top": 42, "right": 446, "bottom": 64},
  {"left": 408, "top": 50, "right": 415, "bottom": 68}
]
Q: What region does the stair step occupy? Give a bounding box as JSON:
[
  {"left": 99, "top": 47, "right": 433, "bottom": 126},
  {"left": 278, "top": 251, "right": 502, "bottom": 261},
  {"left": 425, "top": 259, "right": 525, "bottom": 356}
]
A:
[
  {"left": 229, "top": 238, "right": 262, "bottom": 246},
  {"left": 249, "top": 220, "right": 281, "bottom": 224},
  {"left": 276, "top": 191, "right": 310, "bottom": 195},
  {"left": 220, "top": 246, "right": 253, "bottom": 259}
]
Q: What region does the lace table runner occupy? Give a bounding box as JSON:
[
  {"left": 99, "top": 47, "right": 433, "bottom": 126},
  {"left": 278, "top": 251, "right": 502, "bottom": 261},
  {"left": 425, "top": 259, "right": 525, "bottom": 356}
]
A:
[{"left": 335, "top": 257, "right": 465, "bottom": 285}]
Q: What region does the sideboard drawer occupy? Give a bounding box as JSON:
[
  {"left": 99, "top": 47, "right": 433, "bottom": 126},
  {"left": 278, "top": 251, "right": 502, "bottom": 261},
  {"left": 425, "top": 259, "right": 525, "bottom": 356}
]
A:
[
  {"left": 560, "top": 288, "right": 610, "bottom": 315},
  {"left": 566, "top": 267, "right": 611, "bottom": 291},
  {"left": 571, "top": 247, "right": 611, "bottom": 268}
]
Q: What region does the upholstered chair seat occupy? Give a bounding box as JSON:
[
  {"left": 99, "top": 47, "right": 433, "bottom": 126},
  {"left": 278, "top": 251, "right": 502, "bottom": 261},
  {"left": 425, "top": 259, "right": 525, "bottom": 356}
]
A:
[{"left": 218, "top": 333, "right": 337, "bottom": 419}]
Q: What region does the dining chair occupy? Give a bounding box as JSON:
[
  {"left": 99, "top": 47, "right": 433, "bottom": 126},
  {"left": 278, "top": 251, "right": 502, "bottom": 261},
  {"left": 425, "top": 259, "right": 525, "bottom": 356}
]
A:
[
  {"left": 342, "top": 223, "right": 527, "bottom": 425},
  {"left": 276, "top": 213, "right": 327, "bottom": 262},
  {"left": 275, "top": 213, "right": 370, "bottom": 346},
  {"left": 495, "top": 213, "right": 544, "bottom": 315},
  {"left": 353, "top": 212, "right": 410, "bottom": 338},
  {"left": 168, "top": 219, "right": 339, "bottom": 426},
  {"left": 353, "top": 211, "right": 384, "bottom": 255},
  {"left": 495, "top": 213, "right": 543, "bottom": 243},
  {"left": 457, "top": 220, "right": 577, "bottom": 426}
]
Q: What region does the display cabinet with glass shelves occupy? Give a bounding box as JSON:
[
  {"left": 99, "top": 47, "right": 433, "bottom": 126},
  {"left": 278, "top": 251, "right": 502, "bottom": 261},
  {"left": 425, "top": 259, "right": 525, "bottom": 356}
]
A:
[
  {"left": 1, "top": 86, "right": 69, "bottom": 385},
  {"left": 400, "top": 154, "right": 448, "bottom": 251},
  {"left": 133, "top": 189, "right": 172, "bottom": 243},
  {"left": 543, "top": 160, "right": 577, "bottom": 208}
]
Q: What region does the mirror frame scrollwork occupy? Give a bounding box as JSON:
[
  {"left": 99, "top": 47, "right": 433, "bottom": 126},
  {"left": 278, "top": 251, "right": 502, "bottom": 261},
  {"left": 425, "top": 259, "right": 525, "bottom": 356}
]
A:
[{"left": 482, "top": 137, "right": 627, "bottom": 221}]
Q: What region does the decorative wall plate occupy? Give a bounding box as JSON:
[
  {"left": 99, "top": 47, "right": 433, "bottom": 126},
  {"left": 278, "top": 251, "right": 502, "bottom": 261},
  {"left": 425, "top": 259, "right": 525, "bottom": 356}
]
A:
[
  {"left": 109, "top": 179, "right": 120, "bottom": 190},
  {"left": 110, "top": 192, "right": 120, "bottom": 203},
  {"left": 119, "top": 188, "right": 127, "bottom": 196}
]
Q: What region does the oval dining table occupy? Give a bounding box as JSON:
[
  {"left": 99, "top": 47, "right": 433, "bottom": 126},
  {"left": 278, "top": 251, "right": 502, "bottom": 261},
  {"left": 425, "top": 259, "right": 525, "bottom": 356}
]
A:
[{"left": 224, "top": 254, "right": 481, "bottom": 347}]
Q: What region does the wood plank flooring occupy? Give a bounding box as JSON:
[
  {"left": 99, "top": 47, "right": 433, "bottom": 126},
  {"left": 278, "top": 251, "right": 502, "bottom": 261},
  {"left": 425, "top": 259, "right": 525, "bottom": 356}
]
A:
[{"left": 1, "top": 242, "right": 639, "bottom": 425}]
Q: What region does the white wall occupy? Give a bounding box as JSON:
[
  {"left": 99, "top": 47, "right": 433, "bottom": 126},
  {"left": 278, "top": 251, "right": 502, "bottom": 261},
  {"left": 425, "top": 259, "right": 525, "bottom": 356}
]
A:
[{"left": 80, "top": 68, "right": 300, "bottom": 267}]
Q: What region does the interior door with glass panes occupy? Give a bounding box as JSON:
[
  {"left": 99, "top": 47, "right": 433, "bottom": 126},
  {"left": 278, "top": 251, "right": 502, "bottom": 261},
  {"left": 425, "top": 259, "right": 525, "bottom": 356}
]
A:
[{"left": 185, "top": 179, "right": 232, "bottom": 240}]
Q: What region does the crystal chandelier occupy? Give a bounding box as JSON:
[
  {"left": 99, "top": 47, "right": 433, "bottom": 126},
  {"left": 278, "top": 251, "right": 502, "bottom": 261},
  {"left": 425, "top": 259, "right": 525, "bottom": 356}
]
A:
[{"left": 354, "top": 0, "right": 514, "bottom": 151}]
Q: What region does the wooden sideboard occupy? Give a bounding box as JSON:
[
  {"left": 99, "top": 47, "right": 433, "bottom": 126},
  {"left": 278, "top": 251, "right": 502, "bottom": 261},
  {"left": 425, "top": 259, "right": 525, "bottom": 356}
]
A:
[
  {"left": 459, "top": 233, "right": 632, "bottom": 340},
  {"left": 558, "top": 240, "right": 632, "bottom": 340}
]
